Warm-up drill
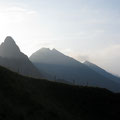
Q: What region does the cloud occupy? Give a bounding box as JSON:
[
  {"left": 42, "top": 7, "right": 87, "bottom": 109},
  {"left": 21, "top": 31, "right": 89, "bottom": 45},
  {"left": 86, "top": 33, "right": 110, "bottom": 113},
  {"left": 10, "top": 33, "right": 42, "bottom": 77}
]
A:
[
  {"left": 0, "top": 6, "right": 37, "bottom": 23},
  {"left": 77, "top": 55, "right": 90, "bottom": 62},
  {"left": 5, "top": 6, "right": 37, "bottom": 15},
  {"left": 5, "top": 7, "right": 27, "bottom": 12},
  {"left": 76, "top": 44, "right": 120, "bottom": 76}
]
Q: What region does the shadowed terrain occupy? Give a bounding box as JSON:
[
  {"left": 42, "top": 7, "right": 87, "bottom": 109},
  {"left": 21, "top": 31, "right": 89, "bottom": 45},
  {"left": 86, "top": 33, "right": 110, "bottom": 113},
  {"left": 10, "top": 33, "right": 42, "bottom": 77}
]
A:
[{"left": 0, "top": 65, "right": 120, "bottom": 120}]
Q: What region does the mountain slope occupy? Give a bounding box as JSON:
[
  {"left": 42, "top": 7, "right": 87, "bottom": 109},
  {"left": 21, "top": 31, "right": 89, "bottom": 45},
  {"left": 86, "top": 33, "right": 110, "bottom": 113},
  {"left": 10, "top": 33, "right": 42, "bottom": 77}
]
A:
[
  {"left": 0, "top": 65, "right": 120, "bottom": 120},
  {"left": 84, "top": 61, "right": 120, "bottom": 84},
  {"left": 30, "top": 48, "right": 120, "bottom": 92},
  {"left": 30, "top": 48, "right": 82, "bottom": 66},
  {"left": 0, "top": 36, "right": 42, "bottom": 78}
]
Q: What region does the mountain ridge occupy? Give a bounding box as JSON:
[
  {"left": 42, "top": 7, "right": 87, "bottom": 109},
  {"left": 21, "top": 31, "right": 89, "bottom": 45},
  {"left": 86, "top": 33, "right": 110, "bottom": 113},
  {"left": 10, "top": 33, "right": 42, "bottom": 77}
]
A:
[
  {"left": 84, "top": 60, "right": 120, "bottom": 84},
  {"left": 30, "top": 47, "right": 120, "bottom": 92}
]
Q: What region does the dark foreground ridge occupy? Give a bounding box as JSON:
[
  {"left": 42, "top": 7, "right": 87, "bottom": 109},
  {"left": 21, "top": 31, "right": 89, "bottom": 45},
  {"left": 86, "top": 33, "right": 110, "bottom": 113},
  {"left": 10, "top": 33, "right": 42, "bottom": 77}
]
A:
[{"left": 0, "top": 65, "right": 120, "bottom": 120}]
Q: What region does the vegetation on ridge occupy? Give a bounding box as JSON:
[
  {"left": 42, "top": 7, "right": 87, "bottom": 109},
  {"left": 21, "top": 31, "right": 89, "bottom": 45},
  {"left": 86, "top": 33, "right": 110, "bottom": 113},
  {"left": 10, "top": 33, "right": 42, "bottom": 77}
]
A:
[{"left": 0, "top": 66, "right": 120, "bottom": 120}]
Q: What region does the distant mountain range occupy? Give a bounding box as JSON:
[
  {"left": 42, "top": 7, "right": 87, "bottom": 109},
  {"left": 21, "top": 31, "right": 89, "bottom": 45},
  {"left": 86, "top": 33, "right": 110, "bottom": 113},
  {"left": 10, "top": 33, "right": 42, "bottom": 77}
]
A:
[
  {"left": 0, "top": 36, "right": 42, "bottom": 78},
  {"left": 0, "top": 36, "right": 120, "bottom": 92},
  {"left": 84, "top": 61, "right": 120, "bottom": 84},
  {"left": 30, "top": 48, "right": 120, "bottom": 92}
]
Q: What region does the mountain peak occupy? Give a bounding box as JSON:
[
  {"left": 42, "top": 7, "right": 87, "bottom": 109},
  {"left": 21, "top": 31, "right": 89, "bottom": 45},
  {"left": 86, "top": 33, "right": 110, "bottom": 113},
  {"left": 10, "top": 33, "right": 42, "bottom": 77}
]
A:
[
  {"left": 40, "top": 48, "right": 51, "bottom": 51},
  {"left": 4, "top": 36, "right": 15, "bottom": 44},
  {"left": 52, "top": 48, "right": 64, "bottom": 55},
  {"left": 36, "top": 48, "right": 60, "bottom": 53},
  {"left": 30, "top": 47, "right": 81, "bottom": 66},
  {"left": 0, "top": 36, "right": 27, "bottom": 59},
  {"left": 52, "top": 48, "right": 57, "bottom": 51}
]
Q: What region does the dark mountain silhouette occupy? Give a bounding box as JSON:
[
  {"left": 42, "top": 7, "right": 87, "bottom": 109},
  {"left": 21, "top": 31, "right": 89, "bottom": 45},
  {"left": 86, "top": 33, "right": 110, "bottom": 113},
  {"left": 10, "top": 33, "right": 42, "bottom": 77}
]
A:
[
  {"left": 30, "top": 48, "right": 120, "bottom": 92},
  {"left": 0, "top": 65, "right": 120, "bottom": 120},
  {"left": 84, "top": 61, "right": 120, "bottom": 83},
  {"left": 0, "top": 36, "right": 42, "bottom": 78}
]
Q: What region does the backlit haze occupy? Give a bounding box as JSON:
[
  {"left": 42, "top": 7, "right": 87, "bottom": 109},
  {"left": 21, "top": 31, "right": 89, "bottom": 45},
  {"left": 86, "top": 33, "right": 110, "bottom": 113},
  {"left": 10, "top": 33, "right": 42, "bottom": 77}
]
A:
[{"left": 0, "top": 0, "right": 120, "bottom": 76}]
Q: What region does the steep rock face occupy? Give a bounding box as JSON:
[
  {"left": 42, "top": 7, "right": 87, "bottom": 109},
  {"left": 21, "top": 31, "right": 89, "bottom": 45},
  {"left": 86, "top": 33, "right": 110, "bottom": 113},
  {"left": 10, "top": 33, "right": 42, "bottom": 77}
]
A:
[
  {"left": 30, "top": 48, "right": 120, "bottom": 92},
  {"left": 0, "top": 36, "right": 42, "bottom": 78}
]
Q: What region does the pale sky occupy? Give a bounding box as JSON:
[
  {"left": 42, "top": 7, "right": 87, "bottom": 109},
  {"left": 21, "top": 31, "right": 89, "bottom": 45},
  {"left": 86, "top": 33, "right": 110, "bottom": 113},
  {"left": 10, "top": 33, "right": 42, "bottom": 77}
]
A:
[{"left": 0, "top": 0, "right": 120, "bottom": 76}]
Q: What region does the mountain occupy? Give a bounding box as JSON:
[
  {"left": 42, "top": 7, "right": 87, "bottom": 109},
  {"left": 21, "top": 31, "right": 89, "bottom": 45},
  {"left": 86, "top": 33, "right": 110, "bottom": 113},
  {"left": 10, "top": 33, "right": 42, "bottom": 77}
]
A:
[
  {"left": 30, "top": 48, "right": 120, "bottom": 92},
  {"left": 84, "top": 61, "right": 120, "bottom": 83},
  {"left": 30, "top": 48, "right": 82, "bottom": 66},
  {"left": 0, "top": 36, "right": 42, "bottom": 78},
  {"left": 0, "top": 65, "right": 120, "bottom": 120}
]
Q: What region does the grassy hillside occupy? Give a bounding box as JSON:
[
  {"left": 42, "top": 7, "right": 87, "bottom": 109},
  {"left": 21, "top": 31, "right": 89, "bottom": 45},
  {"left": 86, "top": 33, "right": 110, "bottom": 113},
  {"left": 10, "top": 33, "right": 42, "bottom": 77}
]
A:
[{"left": 0, "top": 66, "right": 120, "bottom": 120}]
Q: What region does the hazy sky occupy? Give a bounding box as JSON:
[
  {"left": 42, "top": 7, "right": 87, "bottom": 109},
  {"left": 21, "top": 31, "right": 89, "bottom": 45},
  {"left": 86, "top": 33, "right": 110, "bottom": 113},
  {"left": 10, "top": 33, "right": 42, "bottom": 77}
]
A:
[{"left": 0, "top": 0, "right": 120, "bottom": 76}]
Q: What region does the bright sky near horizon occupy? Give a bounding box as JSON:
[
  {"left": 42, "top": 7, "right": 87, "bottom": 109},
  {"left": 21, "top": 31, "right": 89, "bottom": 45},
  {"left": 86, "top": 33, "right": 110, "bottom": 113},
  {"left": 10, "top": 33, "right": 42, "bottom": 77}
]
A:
[{"left": 0, "top": 0, "right": 120, "bottom": 76}]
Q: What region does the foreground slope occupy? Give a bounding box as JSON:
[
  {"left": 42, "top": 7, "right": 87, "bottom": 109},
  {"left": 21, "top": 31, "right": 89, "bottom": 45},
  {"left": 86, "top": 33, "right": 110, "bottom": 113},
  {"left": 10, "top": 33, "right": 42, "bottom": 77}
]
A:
[
  {"left": 0, "top": 36, "right": 42, "bottom": 78},
  {"left": 30, "top": 48, "right": 120, "bottom": 92},
  {"left": 0, "top": 66, "right": 120, "bottom": 120}
]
